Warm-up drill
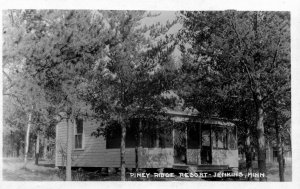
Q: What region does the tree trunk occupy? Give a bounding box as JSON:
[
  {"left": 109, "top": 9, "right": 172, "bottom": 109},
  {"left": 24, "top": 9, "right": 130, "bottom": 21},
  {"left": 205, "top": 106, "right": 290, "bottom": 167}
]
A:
[
  {"left": 10, "top": 131, "right": 13, "bottom": 157},
  {"left": 135, "top": 119, "right": 142, "bottom": 171},
  {"left": 120, "top": 121, "right": 127, "bottom": 181},
  {"left": 275, "top": 118, "right": 285, "bottom": 181},
  {"left": 256, "top": 102, "right": 267, "bottom": 181},
  {"left": 66, "top": 118, "right": 73, "bottom": 181},
  {"left": 24, "top": 112, "right": 32, "bottom": 166},
  {"left": 245, "top": 127, "right": 253, "bottom": 180},
  {"left": 17, "top": 141, "right": 20, "bottom": 157},
  {"left": 43, "top": 137, "right": 48, "bottom": 160},
  {"left": 252, "top": 12, "right": 267, "bottom": 181},
  {"left": 155, "top": 124, "right": 160, "bottom": 147},
  {"left": 266, "top": 140, "right": 270, "bottom": 163},
  {"left": 35, "top": 131, "right": 40, "bottom": 165}
]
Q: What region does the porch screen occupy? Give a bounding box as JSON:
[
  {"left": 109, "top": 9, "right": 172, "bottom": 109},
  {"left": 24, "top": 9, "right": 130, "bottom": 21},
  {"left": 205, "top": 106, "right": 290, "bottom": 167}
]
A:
[
  {"left": 106, "top": 123, "right": 138, "bottom": 149},
  {"left": 212, "top": 126, "right": 228, "bottom": 149},
  {"left": 126, "top": 120, "right": 138, "bottom": 148},
  {"left": 158, "top": 122, "right": 173, "bottom": 148},
  {"left": 141, "top": 121, "right": 156, "bottom": 148},
  {"left": 142, "top": 120, "right": 173, "bottom": 148},
  {"left": 106, "top": 124, "right": 121, "bottom": 149},
  {"left": 187, "top": 123, "right": 199, "bottom": 149},
  {"left": 106, "top": 120, "right": 172, "bottom": 149},
  {"left": 228, "top": 126, "right": 237, "bottom": 149}
]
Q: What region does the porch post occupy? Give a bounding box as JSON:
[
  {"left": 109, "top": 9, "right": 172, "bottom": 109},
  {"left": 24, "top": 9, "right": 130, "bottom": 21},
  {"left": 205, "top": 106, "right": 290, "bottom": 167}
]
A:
[
  {"left": 210, "top": 125, "right": 213, "bottom": 164},
  {"left": 185, "top": 124, "right": 188, "bottom": 164},
  {"left": 138, "top": 119, "right": 142, "bottom": 147},
  {"left": 172, "top": 124, "right": 175, "bottom": 147},
  {"left": 136, "top": 119, "right": 143, "bottom": 171},
  {"left": 198, "top": 123, "right": 202, "bottom": 165}
]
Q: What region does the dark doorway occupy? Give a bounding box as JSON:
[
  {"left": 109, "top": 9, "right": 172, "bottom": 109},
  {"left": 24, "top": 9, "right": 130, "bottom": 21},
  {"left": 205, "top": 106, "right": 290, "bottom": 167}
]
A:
[
  {"left": 201, "top": 125, "right": 212, "bottom": 164},
  {"left": 174, "top": 123, "right": 187, "bottom": 164}
]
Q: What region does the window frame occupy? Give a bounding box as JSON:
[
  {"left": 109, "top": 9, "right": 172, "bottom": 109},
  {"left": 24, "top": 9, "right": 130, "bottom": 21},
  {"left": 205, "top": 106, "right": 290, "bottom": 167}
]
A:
[{"left": 74, "top": 118, "right": 84, "bottom": 150}]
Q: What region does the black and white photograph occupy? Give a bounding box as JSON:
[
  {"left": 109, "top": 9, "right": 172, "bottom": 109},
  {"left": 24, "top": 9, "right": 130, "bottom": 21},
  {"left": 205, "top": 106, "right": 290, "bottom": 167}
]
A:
[{"left": 1, "top": 0, "right": 298, "bottom": 185}]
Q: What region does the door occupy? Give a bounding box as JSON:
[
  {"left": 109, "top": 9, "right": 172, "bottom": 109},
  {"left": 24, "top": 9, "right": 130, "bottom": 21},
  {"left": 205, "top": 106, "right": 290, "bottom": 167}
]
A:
[
  {"left": 201, "top": 125, "right": 212, "bottom": 164},
  {"left": 173, "top": 123, "right": 187, "bottom": 164}
]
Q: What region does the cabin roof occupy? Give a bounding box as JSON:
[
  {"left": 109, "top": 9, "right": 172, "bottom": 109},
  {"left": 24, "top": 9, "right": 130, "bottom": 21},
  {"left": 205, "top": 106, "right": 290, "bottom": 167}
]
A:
[
  {"left": 161, "top": 90, "right": 235, "bottom": 127},
  {"left": 164, "top": 108, "right": 236, "bottom": 127}
]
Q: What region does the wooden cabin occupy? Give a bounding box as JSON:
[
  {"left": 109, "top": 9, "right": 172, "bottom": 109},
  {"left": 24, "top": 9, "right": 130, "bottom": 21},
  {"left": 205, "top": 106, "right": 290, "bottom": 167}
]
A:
[{"left": 55, "top": 110, "right": 238, "bottom": 172}]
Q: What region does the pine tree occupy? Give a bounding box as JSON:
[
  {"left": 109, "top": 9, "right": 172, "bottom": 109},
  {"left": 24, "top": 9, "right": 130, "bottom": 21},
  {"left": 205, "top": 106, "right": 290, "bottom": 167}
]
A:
[
  {"left": 178, "top": 11, "right": 290, "bottom": 181},
  {"left": 85, "top": 10, "right": 177, "bottom": 180}
]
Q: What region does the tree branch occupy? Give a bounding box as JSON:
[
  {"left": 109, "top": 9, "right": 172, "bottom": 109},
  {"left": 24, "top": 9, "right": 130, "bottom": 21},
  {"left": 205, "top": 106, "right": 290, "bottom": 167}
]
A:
[
  {"left": 3, "top": 93, "right": 26, "bottom": 112},
  {"left": 262, "top": 85, "right": 290, "bottom": 104},
  {"left": 229, "top": 12, "right": 249, "bottom": 52},
  {"left": 3, "top": 70, "right": 17, "bottom": 94},
  {"left": 3, "top": 70, "right": 13, "bottom": 83},
  {"left": 271, "top": 39, "right": 281, "bottom": 69}
]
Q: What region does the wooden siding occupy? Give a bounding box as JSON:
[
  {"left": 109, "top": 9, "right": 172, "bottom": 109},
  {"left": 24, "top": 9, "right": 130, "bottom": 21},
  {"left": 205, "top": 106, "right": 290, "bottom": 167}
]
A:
[
  {"left": 138, "top": 148, "right": 174, "bottom": 168},
  {"left": 187, "top": 149, "right": 200, "bottom": 165},
  {"left": 56, "top": 120, "right": 68, "bottom": 167},
  {"left": 212, "top": 149, "right": 238, "bottom": 168},
  {"left": 55, "top": 118, "right": 239, "bottom": 169},
  {"left": 55, "top": 119, "right": 135, "bottom": 168}
]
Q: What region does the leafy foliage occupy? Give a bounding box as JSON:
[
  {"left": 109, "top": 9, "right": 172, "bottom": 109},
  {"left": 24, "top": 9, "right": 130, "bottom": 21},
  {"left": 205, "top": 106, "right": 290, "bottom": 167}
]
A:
[
  {"left": 177, "top": 11, "right": 290, "bottom": 179},
  {"left": 178, "top": 11, "right": 290, "bottom": 119}
]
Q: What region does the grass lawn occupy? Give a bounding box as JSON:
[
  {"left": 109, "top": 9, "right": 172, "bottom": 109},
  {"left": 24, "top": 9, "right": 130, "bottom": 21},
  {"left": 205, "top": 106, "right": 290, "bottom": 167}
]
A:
[
  {"left": 238, "top": 159, "right": 292, "bottom": 181},
  {"left": 2, "top": 158, "right": 292, "bottom": 181}
]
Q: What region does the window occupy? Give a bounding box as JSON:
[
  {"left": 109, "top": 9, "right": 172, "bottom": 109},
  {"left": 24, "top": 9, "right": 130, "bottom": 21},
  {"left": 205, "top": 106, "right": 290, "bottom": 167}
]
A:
[
  {"left": 212, "top": 126, "right": 228, "bottom": 149},
  {"left": 75, "top": 119, "right": 83, "bottom": 149}
]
